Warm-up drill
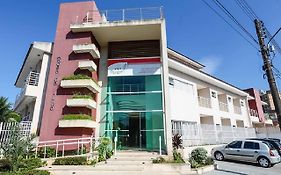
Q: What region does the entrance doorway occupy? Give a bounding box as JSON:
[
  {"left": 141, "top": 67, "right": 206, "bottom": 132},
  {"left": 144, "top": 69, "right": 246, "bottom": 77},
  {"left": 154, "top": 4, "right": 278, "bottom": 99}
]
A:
[{"left": 107, "top": 111, "right": 164, "bottom": 151}]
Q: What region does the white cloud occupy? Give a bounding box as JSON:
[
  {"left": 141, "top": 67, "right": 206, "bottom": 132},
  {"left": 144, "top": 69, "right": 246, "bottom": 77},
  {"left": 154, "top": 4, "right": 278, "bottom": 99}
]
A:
[{"left": 199, "top": 56, "right": 222, "bottom": 75}]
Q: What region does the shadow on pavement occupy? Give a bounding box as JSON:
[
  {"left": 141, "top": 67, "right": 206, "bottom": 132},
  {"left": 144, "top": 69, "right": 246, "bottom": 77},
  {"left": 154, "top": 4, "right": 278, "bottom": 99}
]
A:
[
  {"left": 216, "top": 168, "right": 248, "bottom": 175},
  {"left": 222, "top": 159, "right": 259, "bottom": 167}
]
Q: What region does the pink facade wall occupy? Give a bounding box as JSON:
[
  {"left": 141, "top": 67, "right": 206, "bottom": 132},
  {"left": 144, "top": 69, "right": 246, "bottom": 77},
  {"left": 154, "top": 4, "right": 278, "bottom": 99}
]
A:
[
  {"left": 39, "top": 1, "right": 100, "bottom": 141},
  {"left": 245, "top": 88, "right": 265, "bottom": 122}
]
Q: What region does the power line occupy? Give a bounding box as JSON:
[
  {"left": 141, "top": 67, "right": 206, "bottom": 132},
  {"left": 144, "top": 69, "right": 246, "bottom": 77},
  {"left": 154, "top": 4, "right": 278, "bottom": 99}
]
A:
[
  {"left": 234, "top": 0, "right": 255, "bottom": 21},
  {"left": 212, "top": 0, "right": 259, "bottom": 44},
  {"left": 201, "top": 0, "right": 259, "bottom": 50}
]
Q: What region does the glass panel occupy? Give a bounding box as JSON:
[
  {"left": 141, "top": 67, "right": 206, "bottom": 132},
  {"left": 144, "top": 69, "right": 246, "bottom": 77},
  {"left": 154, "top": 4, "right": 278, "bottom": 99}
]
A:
[
  {"left": 108, "top": 93, "right": 163, "bottom": 111},
  {"left": 108, "top": 75, "right": 162, "bottom": 92}
]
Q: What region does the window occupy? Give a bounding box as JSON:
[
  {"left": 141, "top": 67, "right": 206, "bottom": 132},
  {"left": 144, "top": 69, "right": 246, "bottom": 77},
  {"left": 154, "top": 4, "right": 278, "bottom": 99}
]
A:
[
  {"left": 211, "top": 91, "right": 217, "bottom": 98},
  {"left": 169, "top": 77, "right": 174, "bottom": 87},
  {"left": 227, "top": 141, "right": 242, "bottom": 148},
  {"left": 244, "top": 141, "right": 260, "bottom": 149}
]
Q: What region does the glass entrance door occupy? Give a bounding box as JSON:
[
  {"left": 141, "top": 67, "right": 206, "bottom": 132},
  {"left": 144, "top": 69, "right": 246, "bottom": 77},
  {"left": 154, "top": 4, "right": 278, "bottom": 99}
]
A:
[{"left": 107, "top": 111, "right": 165, "bottom": 151}]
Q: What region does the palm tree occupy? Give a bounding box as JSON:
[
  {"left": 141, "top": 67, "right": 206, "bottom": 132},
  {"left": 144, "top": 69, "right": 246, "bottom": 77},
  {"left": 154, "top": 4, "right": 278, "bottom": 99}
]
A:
[
  {"left": 0, "top": 96, "right": 21, "bottom": 122},
  {"left": 0, "top": 96, "right": 12, "bottom": 122}
]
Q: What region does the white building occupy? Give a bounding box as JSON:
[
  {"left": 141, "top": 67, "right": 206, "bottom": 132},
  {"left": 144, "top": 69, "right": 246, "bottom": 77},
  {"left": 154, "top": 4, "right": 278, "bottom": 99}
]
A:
[
  {"left": 167, "top": 48, "right": 256, "bottom": 147},
  {"left": 14, "top": 42, "right": 52, "bottom": 134}
]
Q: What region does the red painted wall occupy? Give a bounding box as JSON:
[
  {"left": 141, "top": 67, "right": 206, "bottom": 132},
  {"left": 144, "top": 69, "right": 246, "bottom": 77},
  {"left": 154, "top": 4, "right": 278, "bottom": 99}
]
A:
[
  {"left": 245, "top": 88, "right": 265, "bottom": 122},
  {"left": 39, "top": 1, "right": 100, "bottom": 142}
]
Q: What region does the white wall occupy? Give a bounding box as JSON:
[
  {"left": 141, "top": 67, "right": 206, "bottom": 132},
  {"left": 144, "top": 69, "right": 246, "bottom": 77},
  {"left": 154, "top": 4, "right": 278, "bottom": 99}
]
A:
[
  {"left": 168, "top": 68, "right": 251, "bottom": 128},
  {"left": 169, "top": 75, "right": 200, "bottom": 123}
]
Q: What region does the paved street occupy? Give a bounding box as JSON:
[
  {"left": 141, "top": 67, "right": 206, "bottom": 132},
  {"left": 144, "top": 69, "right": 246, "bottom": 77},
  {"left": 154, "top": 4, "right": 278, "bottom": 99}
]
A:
[{"left": 204, "top": 160, "right": 281, "bottom": 175}]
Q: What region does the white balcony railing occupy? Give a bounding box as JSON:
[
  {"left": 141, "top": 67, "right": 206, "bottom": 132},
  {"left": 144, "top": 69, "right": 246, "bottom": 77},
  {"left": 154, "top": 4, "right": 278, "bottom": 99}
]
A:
[
  {"left": 219, "top": 102, "right": 228, "bottom": 112},
  {"left": 15, "top": 71, "right": 40, "bottom": 107},
  {"left": 72, "top": 7, "right": 164, "bottom": 24},
  {"left": 234, "top": 105, "right": 242, "bottom": 114},
  {"left": 198, "top": 96, "right": 211, "bottom": 108}
]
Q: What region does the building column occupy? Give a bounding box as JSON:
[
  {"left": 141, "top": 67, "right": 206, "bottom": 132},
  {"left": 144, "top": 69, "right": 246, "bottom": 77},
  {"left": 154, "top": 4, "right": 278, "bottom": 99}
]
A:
[{"left": 160, "top": 20, "right": 173, "bottom": 156}]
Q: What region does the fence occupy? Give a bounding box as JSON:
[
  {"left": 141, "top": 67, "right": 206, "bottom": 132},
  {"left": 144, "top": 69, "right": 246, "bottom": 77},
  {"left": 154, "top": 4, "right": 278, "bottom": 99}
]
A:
[
  {"left": 0, "top": 121, "right": 32, "bottom": 145},
  {"left": 255, "top": 126, "right": 281, "bottom": 139},
  {"left": 172, "top": 124, "right": 256, "bottom": 147},
  {"left": 73, "top": 7, "right": 164, "bottom": 24},
  {"left": 198, "top": 96, "right": 212, "bottom": 108}
]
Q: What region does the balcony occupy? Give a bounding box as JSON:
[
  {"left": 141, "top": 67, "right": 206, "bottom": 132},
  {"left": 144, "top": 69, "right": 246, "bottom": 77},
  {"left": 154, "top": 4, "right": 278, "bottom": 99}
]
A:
[
  {"left": 58, "top": 114, "right": 97, "bottom": 128},
  {"left": 198, "top": 96, "right": 211, "bottom": 108},
  {"left": 234, "top": 106, "right": 242, "bottom": 115},
  {"left": 78, "top": 60, "right": 97, "bottom": 72},
  {"left": 71, "top": 7, "right": 163, "bottom": 26},
  {"left": 73, "top": 44, "right": 100, "bottom": 58},
  {"left": 14, "top": 71, "right": 40, "bottom": 108},
  {"left": 70, "top": 7, "right": 163, "bottom": 46},
  {"left": 66, "top": 98, "right": 96, "bottom": 109},
  {"left": 60, "top": 78, "right": 101, "bottom": 93},
  {"left": 219, "top": 102, "right": 229, "bottom": 112},
  {"left": 59, "top": 120, "right": 98, "bottom": 128}
]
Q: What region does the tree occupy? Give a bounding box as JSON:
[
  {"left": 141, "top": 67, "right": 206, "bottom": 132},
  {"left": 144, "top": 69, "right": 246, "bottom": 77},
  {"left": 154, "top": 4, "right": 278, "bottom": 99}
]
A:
[
  {"left": 0, "top": 96, "right": 21, "bottom": 122},
  {"left": 1, "top": 125, "right": 36, "bottom": 171}
]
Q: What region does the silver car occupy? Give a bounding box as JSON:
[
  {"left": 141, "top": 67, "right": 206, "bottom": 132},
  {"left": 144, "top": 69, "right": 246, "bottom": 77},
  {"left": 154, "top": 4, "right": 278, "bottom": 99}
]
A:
[{"left": 211, "top": 139, "right": 281, "bottom": 168}]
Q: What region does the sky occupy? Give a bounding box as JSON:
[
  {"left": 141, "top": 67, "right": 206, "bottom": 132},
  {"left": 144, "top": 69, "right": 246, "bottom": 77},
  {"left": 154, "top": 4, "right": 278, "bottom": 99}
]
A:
[{"left": 0, "top": 0, "right": 281, "bottom": 104}]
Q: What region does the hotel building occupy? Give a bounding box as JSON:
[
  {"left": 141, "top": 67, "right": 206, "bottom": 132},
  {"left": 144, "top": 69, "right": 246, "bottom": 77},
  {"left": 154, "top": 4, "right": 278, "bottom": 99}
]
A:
[{"left": 14, "top": 1, "right": 256, "bottom": 155}]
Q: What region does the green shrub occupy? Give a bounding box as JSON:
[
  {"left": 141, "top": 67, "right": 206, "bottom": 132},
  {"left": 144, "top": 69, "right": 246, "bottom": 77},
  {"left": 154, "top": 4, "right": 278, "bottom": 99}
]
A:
[
  {"left": 2, "top": 170, "right": 50, "bottom": 175},
  {"left": 173, "top": 150, "right": 185, "bottom": 163},
  {"left": 62, "top": 74, "right": 92, "bottom": 80},
  {"left": 0, "top": 159, "right": 12, "bottom": 172},
  {"left": 189, "top": 147, "right": 213, "bottom": 168},
  {"left": 38, "top": 147, "right": 56, "bottom": 158},
  {"left": 72, "top": 94, "right": 93, "bottom": 99},
  {"left": 17, "top": 158, "right": 44, "bottom": 171},
  {"left": 97, "top": 137, "right": 112, "bottom": 162},
  {"left": 152, "top": 157, "right": 166, "bottom": 164},
  {"left": 52, "top": 156, "right": 94, "bottom": 165},
  {"left": 61, "top": 114, "right": 92, "bottom": 120}
]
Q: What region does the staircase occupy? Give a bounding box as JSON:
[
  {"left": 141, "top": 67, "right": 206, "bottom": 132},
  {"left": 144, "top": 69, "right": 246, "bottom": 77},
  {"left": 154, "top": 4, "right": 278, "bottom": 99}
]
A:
[{"left": 43, "top": 151, "right": 188, "bottom": 175}]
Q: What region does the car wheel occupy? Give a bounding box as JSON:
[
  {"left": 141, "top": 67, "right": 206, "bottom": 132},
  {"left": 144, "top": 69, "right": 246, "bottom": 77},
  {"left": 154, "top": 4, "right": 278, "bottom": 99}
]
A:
[
  {"left": 214, "top": 151, "right": 224, "bottom": 161},
  {"left": 258, "top": 157, "right": 271, "bottom": 168}
]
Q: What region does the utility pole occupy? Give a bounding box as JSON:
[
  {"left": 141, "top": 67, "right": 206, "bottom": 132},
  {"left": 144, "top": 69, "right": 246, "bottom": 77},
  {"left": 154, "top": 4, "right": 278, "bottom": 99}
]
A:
[{"left": 254, "top": 19, "right": 281, "bottom": 131}]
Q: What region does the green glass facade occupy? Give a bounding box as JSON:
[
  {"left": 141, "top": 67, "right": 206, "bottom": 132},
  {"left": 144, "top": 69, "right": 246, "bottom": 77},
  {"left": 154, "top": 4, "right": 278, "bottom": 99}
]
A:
[{"left": 105, "top": 75, "right": 165, "bottom": 151}]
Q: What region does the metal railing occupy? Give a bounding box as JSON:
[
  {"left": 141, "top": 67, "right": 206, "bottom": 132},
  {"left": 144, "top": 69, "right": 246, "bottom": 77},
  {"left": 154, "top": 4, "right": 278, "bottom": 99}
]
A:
[
  {"left": 250, "top": 109, "right": 259, "bottom": 117},
  {"left": 73, "top": 7, "right": 164, "bottom": 24},
  {"left": 0, "top": 121, "right": 32, "bottom": 146},
  {"left": 172, "top": 124, "right": 256, "bottom": 147},
  {"left": 219, "top": 102, "right": 229, "bottom": 112},
  {"left": 198, "top": 96, "right": 212, "bottom": 108},
  {"left": 234, "top": 105, "right": 242, "bottom": 114},
  {"left": 36, "top": 137, "right": 97, "bottom": 158},
  {"left": 15, "top": 71, "right": 40, "bottom": 107}
]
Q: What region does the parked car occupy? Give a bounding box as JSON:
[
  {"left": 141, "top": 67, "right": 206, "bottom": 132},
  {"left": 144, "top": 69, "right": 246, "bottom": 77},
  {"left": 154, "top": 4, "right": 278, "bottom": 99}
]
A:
[
  {"left": 211, "top": 139, "right": 281, "bottom": 168},
  {"left": 248, "top": 138, "right": 281, "bottom": 156}
]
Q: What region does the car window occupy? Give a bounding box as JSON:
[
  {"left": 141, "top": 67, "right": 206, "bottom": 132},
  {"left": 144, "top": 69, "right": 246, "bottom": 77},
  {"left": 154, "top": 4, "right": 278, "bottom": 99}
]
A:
[
  {"left": 243, "top": 141, "right": 260, "bottom": 149},
  {"left": 262, "top": 141, "right": 275, "bottom": 149},
  {"left": 227, "top": 141, "right": 242, "bottom": 148}
]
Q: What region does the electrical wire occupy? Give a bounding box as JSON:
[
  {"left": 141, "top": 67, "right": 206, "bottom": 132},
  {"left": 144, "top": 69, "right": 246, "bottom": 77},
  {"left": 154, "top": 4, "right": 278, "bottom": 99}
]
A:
[
  {"left": 201, "top": 0, "right": 259, "bottom": 51},
  {"left": 212, "top": 0, "right": 259, "bottom": 44}
]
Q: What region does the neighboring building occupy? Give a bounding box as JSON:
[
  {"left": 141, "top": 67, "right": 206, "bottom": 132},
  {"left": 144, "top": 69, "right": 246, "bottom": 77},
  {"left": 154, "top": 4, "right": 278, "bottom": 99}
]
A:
[
  {"left": 14, "top": 42, "right": 53, "bottom": 134},
  {"left": 14, "top": 1, "right": 256, "bottom": 155},
  {"left": 244, "top": 88, "right": 273, "bottom": 127},
  {"left": 260, "top": 90, "right": 281, "bottom": 125}
]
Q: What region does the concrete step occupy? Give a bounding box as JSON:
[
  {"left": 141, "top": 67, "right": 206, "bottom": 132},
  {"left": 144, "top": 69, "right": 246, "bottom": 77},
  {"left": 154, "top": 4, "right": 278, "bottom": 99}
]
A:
[
  {"left": 93, "top": 164, "right": 145, "bottom": 171},
  {"left": 48, "top": 170, "right": 180, "bottom": 175},
  {"left": 103, "top": 160, "right": 152, "bottom": 165},
  {"left": 110, "top": 156, "right": 156, "bottom": 161}
]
